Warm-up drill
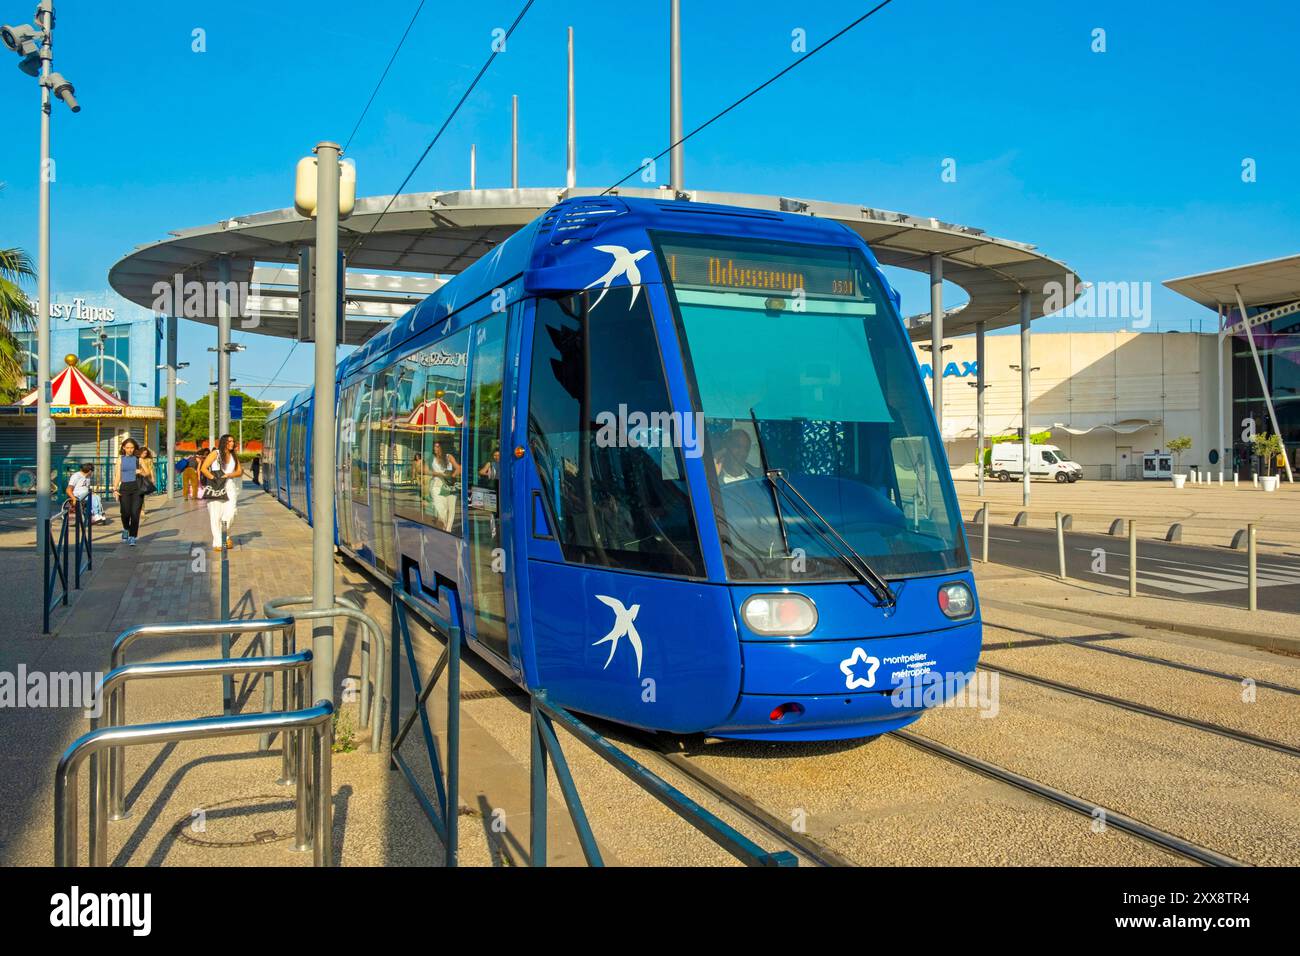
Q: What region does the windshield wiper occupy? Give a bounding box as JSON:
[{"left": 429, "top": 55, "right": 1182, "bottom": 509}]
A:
[
  {"left": 748, "top": 408, "right": 792, "bottom": 558},
  {"left": 748, "top": 411, "right": 896, "bottom": 608}
]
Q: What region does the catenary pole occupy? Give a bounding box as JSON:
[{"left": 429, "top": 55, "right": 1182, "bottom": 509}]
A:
[{"left": 311, "top": 142, "right": 341, "bottom": 702}]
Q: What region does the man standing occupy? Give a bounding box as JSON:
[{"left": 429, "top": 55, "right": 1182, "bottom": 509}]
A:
[{"left": 183, "top": 448, "right": 205, "bottom": 499}]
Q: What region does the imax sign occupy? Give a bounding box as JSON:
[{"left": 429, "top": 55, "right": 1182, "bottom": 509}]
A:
[{"left": 920, "top": 361, "right": 978, "bottom": 379}]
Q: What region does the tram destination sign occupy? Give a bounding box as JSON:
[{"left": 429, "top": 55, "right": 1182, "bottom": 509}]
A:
[{"left": 660, "top": 239, "right": 860, "bottom": 299}]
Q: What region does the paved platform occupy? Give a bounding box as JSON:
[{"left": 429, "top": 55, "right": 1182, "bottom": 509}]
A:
[{"left": 0, "top": 486, "right": 772, "bottom": 867}]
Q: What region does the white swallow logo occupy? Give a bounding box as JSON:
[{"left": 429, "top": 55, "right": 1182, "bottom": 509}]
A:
[
  {"left": 585, "top": 245, "right": 651, "bottom": 310},
  {"left": 839, "top": 647, "right": 880, "bottom": 690},
  {"left": 593, "top": 594, "right": 643, "bottom": 676}
]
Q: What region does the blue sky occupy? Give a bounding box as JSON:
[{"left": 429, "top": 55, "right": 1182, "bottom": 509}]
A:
[{"left": 1, "top": 0, "right": 1297, "bottom": 401}]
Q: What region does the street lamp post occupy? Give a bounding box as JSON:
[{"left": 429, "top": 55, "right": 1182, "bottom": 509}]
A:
[{"left": 3, "top": 1, "right": 80, "bottom": 578}]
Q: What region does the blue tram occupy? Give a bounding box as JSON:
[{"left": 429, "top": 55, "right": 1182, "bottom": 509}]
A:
[{"left": 264, "top": 196, "right": 982, "bottom": 741}]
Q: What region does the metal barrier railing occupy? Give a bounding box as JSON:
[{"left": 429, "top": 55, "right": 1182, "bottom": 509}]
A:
[
  {"left": 56, "top": 700, "right": 334, "bottom": 868},
  {"left": 106, "top": 617, "right": 299, "bottom": 819},
  {"left": 43, "top": 498, "right": 93, "bottom": 633},
  {"left": 529, "top": 691, "right": 798, "bottom": 867},
  {"left": 388, "top": 570, "right": 796, "bottom": 867},
  {"left": 90, "top": 649, "right": 314, "bottom": 865},
  {"left": 389, "top": 574, "right": 462, "bottom": 867},
  {"left": 262, "top": 594, "right": 386, "bottom": 752}
]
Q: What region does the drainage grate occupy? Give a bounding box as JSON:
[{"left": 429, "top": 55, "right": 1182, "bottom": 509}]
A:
[{"left": 460, "top": 687, "right": 528, "bottom": 702}]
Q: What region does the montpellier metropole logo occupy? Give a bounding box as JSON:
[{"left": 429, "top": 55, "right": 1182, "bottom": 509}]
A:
[{"left": 839, "top": 647, "right": 881, "bottom": 690}]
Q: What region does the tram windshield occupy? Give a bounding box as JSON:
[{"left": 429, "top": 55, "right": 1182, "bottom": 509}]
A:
[{"left": 656, "top": 233, "right": 968, "bottom": 581}]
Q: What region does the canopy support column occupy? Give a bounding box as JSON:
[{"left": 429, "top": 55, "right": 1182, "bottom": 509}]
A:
[{"left": 1020, "top": 290, "right": 1032, "bottom": 506}]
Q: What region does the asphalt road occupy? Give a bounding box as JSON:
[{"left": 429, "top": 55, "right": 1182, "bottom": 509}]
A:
[{"left": 966, "top": 520, "right": 1300, "bottom": 614}]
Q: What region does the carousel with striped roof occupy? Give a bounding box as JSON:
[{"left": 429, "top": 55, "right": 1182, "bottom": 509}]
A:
[{"left": 0, "top": 354, "right": 164, "bottom": 500}]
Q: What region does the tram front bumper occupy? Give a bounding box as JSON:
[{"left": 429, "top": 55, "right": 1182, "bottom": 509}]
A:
[{"left": 710, "top": 619, "right": 984, "bottom": 741}]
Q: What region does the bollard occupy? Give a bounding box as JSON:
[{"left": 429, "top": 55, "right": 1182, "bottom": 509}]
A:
[
  {"left": 1234, "top": 475, "right": 1239, "bottom": 488},
  {"left": 1247, "top": 523, "right": 1257, "bottom": 612},
  {"left": 220, "top": 520, "right": 232, "bottom": 715},
  {"left": 1218, "top": 473, "right": 1223, "bottom": 486},
  {"left": 1055, "top": 512, "right": 1067, "bottom": 580},
  {"left": 981, "top": 502, "right": 989, "bottom": 563},
  {"left": 1253, "top": 475, "right": 1259, "bottom": 488},
  {"left": 1128, "top": 521, "right": 1138, "bottom": 598}
]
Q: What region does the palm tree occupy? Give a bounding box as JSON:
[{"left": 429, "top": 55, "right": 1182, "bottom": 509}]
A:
[{"left": 0, "top": 246, "right": 37, "bottom": 403}]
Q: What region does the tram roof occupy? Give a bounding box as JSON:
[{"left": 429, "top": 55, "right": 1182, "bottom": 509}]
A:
[{"left": 109, "top": 186, "right": 1081, "bottom": 346}]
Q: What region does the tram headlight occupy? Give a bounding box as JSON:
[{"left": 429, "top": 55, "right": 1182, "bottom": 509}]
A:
[
  {"left": 937, "top": 582, "right": 974, "bottom": 619},
  {"left": 742, "top": 593, "right": 817, "bottom": 636}
]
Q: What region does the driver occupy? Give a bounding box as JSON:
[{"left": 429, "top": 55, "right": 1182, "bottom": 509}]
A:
[{"left": 714, "top": 429, "right": 762, "bottom": 484}]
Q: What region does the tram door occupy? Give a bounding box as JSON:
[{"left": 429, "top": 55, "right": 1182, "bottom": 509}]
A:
[{"left": 466, "top": 313, "right": 509, "bottom": 661}]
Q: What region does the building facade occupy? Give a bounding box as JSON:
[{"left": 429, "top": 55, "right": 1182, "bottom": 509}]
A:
[
  {"left": 13, "top": 290, "right": 161, "bottom": 407},
  {"left": 3, "top": 290, "right": 162, "bottom": 465},
  {"left": 916, "top": 331, "right": 1228, "bottom": 480}
]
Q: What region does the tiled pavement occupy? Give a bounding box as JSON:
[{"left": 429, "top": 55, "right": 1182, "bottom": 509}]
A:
[{"left": 0, "top": 484, "right": 722, "bottom": 867}]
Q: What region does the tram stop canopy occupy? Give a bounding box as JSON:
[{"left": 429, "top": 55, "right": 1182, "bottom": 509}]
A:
[{"left": 108, "top": 187, "right": 1083, "bottom": 346}]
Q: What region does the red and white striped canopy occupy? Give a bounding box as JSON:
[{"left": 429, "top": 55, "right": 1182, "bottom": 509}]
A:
[
  {"left": 19, "top": 362, "right": 125, "bottom": 408},
  {"left": 403, "top": 398, "right": 462, "bottom": 429}
]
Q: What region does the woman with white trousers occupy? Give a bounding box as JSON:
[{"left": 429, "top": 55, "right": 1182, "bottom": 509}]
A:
[{"left": 201, "top": 433, "right": 243, "bottom": 551}]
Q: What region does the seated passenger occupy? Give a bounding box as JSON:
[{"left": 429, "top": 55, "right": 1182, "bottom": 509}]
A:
[{"left": 714, "top": 429, "right": 762, "bottom": 484}]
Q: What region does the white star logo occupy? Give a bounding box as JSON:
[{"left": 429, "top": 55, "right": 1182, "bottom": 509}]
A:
[
  {"left": 839, "top": 647, "right": 880, "bottom": 690},
  {"left": 585, "top": 245, "right": 650, "bottom": 310},
  {"left": 593, "top": 594, "right": 643, "bottom": 676}
]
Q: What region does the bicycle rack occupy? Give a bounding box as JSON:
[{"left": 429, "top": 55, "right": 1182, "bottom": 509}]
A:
[
  {"left": 262, "top": 594, "right": 386, "bottom": 752},
  {"left": 43, "top": 498, "right": 95, "bottom": 634},
  {"left": 56, "top": 700, "right": 334, "bottom": 868},
  {"left": 105, "top": 617, "right": 299, "bottom": 819}
]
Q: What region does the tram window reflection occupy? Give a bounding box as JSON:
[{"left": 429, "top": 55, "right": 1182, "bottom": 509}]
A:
[
  {"left": 387, "top": 329, "right": 469, "bottom": 535},
  {"left": 528, "top": 288, "right": 704, "bottom": 577}
]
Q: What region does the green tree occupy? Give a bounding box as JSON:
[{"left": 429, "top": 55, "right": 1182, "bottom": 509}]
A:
[
  {"left": 170, "top": 388, "right": 270, "bottom": 445},
  {"left": 0, "top": 246, "right": 36, "bottom": 403},
  {"left": 1166, "top": 435, "right": 1192, "bottom": 473},
  {"left": 1252, "top": 432, "right": 1283, "bottom": 477}
]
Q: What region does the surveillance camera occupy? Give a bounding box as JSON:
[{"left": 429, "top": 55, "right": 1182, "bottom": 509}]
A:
[
  {"left": 0, "top": 23, "right": 39, "bottom": 53},
  {"left": 45, "top": 71, "right": 78, "bottom": 112}
]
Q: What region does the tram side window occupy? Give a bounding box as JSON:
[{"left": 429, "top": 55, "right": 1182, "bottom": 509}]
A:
[
  {"left": 388, "top": 331, "right": 469, "bottom": 534},
  {"left": 351, "top": 378, "right": 372, "bottom": 505},
  {"left": 527, "top": 288, "right": 704, "bottom": 577}
]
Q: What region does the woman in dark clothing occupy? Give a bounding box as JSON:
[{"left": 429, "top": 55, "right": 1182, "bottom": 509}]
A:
[{"left": 115, "top": 437, "right": 144, "bottom": 545}]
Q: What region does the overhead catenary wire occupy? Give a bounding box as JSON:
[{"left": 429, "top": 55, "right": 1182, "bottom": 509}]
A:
[
  {"left": 344, "top": 0, "right": 430, "bottom": 153},
  {"left": 257, "top": 341, "right": 299, "bottom": 402},
  {"left": 602, "top": 0, "right": 898, "bottom": 194},
  {"left": 224, "top": 4, "right": 433, "bottom": 407},
  {"left": 346, "top": 0, "right": 537, "bottom": 259}
]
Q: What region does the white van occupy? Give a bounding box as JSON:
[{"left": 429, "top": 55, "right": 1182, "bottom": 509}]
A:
[{"left": 989, "top": 444, "right": 1082, "bottom": 483}]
